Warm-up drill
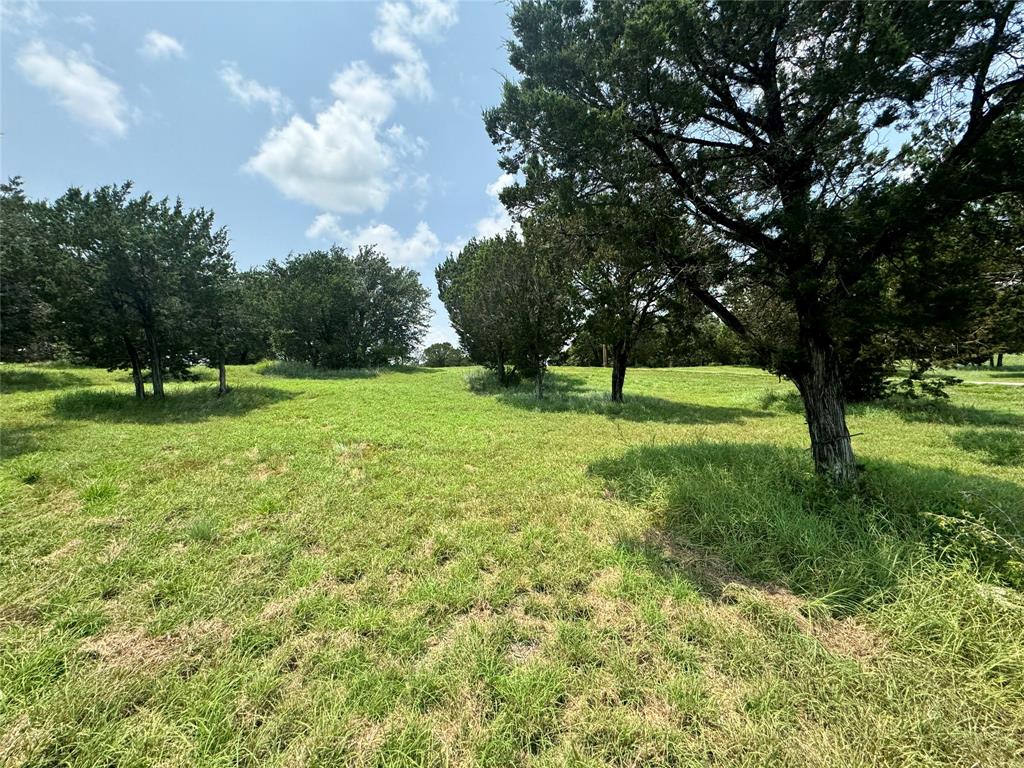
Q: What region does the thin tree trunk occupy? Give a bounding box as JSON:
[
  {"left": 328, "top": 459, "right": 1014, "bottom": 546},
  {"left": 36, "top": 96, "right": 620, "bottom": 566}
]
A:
[
  {"left": 990, "top": 355, "right": 996, "bottom": 368},
  {"left": 143, "top": 326, "right": 164, "bottom": 398},
  {"left": 124, "top": 336, "right": 146, "bottom": 399},
  {"left": 794, "top": 334, "right": 857, "bottom": 485},
  {"left": 997, "top": 352, "right": 1004, "bottom": 368},
  {"left": 536, "top": 363, "right": 545, "bottom": 399},
  {"left": 218, "top": 351, "right": 228, "bottom": 396},
  {"left": 496, "top": 347, "right": 507, "bottom": 387},
  {"left": 610, "top": 341, "right": 628, "bottom": 403},
  {"left": 602, "top": 344, "right": 608, "bottom": 368}
]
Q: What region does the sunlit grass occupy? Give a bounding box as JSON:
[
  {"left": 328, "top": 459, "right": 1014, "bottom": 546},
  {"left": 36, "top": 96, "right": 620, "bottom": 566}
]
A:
[{"left": 1, "top": 361, "right": 1021, "bottom": 766}]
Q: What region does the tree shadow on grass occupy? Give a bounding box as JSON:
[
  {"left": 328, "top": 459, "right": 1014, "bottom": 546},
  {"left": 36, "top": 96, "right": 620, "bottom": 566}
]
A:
[
  {"left": 977, "top": 371, "right": 1024, "bottom": 380},
  {"left": 53, "top": 385, "right": 294, "bottom": 424},
  {"left": 1, "top": 368, "right": 90, "bottom": 393},
  {"left": 758, "top": 389, "right": 1024, "bottom": 428},
  {"left": 259, "top": 360, "right": 438, "bottom": 380},
  {"left": 590, "top": 441, "right": 1024, "bottom": 612},
  {"left": 867, "top": 396, "right": 1024, "bottom": 428},
  {"left": 951, "top": 428, "right": 1024, "bottom": 467},
  {"left": 471, "top": 370, "right": 772, "bottom": 426}
]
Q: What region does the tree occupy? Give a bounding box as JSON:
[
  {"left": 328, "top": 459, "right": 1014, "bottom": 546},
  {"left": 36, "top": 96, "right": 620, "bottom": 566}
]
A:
[
  {"left": 486, "top": 0, "right": 1024, "bottom": 483},
  {"left": 527, "top": 205, "right": 683, "bottom": 401},
  {"left": 52, "top": 183, "right": 234, "bottom": 397},
  {"left": 178, "top": 220, "right": 236, "bottom": 395},
  {"left": 437, "top": 230, "right": 579, "bottom": 395},
  {"left": 269, "top": 246, "right": 430, "bottom": 368},
  {"left": 505, "top": 228, "right": 580, "bottom": 398},
  {"left": 421, "top": 342, "right": 471, "bottom": 367},
  {"left": 436, "top": 233, "right": 519, "bottom": 384},
  {"left": 1, "top": 178, "right": 61, "bottom": 361},
  {"left": 227, "top": 269, "right": 275, "bottom": 365}
]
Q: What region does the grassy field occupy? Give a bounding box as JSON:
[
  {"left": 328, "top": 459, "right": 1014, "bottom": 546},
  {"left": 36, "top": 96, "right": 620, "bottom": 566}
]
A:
[{"left": 1, "top": 361, "right": 1023, "bottom": 767}]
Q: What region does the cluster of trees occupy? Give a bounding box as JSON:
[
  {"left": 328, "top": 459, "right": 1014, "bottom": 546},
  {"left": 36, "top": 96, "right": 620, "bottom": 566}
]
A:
[
  {"left": 1, "top": 180, "right": 431, "bottom": 394},
  {"left": 420, "top": 342, "right": 471, "bottom": 367},
  {"left": 468, "top": 0, "right": 1022, "bottom": 483}
]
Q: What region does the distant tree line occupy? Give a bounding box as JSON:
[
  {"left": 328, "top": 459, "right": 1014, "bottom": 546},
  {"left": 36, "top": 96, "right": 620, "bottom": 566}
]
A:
[{"left": 1, "top": 179, "right": 431, "bottom": 395}]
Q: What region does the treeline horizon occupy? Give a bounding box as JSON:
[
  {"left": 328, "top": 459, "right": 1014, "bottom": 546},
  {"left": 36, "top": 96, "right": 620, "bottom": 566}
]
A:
[{"left": 0, "top": 178, "right": 432, "bottom": 396}]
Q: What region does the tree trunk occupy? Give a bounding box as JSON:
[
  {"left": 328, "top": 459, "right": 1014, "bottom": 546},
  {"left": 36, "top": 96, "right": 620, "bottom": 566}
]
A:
[
  {"left": 997, "top": 352, "right": 1004, "bottom": 368},
  {"left": 990, "top": 355, "right": 996, "bottom": 368},
  {"left": 218, "top": 351, "right": 228, "bottom": 396},
  {"left": 496, "top": 347, "right": 507, "bottom": 387},
  {"left": 536, "top": 363, "right": 545, "bottom": 400},
  {"left": 602, "top": 344, "right": 608, "bottom": 368},
  {"left": 143, "top": 326, "right": 164, "bottom": 398},
  {"left": 794, "top": 335, "right": 857, "bottom": 485},
  {"left": 124, "top": 336, "right": 146, "bottom": 399},
  {"left": 610, "top": 341, "right": 628, "bottom": 403}
]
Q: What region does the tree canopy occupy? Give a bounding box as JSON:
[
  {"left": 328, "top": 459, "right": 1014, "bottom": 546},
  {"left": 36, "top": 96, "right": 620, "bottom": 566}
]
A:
[{"left": 268, "top": 246, "right": 431, "bottom": 369}]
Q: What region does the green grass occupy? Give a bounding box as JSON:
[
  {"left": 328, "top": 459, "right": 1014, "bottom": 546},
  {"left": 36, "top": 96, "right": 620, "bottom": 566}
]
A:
[
  {"left": 929, "top": 352, "right": 1024, "bottom": 383},
  {"left": 1, "top": 361, "right": 1022, "bottom": 767}
]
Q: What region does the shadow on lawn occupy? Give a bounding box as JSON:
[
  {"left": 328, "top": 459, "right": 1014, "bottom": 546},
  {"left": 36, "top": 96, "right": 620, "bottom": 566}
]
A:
[
  {"left": 1, "top": 368, "right": 90, "bottom": 393},
  {"left": 591, "top": 441, "right": 1024, "bottom": 612},
  {"left": 259, "top": 360, "right": 438, "bottom": 380},
  {"left": 473, "top": 371, "right": 770, "bottom": 425},
  {"left": 53, "top": 385, "right": 294, "bottom": 424},
  {"left": 760, "top": 389, "right": 1023, "bottom": 428}
]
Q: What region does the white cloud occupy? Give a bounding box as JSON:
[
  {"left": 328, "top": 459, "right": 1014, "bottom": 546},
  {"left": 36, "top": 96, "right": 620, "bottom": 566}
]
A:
[
  {"left": 139, "top": 30, "right": 184, "bottom": 61},
  {"left": 219, "top": 62, "right": 291, "bottom": 116},
  {"left": 2, "top": 1, "right": 47, "bottom": 34},
  {"left": 16, "top": 40, "right": 130, "bottom": 138},
  {"left": 305, "top": 213, "right": 345, "bottom": 241},
  {"left": 486, "top": 172, "right": 515, "bottom": 199},
  {"left": 66, "top": 13, "right": 95, "bottom": 30},
  {"left": 441, "top": 173, "right": 519, "bottom": 256},
  {"left": 372, "top": 0, "right": 457, "bottom": 99},
  {"left": 476, "top": 172, "right": 516, "bottom": 238},
  {"left": 385, "top": 124, "right": 426, "bottom": 158},
  {"left": 306, "top": 217, "right": 441, "bottom": 269},
  {"left": 245, "top": 62, "right": 398, "bottom": 213},
  {"left": 245, "top": 0, "right": 455, "bottom": 214}
]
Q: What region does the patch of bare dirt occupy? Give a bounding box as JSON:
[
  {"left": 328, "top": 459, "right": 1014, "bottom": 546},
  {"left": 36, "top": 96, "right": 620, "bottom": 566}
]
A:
[
  {"left": 258, "top": 573, "right": 361, "bottom": 623},
  {"left": 38, "top": 538, "right": 83, "bottom": 563},
  {"left": 0, "top": 714, "right": 46, "bottom": 768},
  {"left": 79, "top": 618, "right": 232, "bottom": 674},
  {"left": 251, "top": 460, "right": 288, "bottom": 481},
  {"left": 647, "top": 531, "right": 885, "bottom": 663}
]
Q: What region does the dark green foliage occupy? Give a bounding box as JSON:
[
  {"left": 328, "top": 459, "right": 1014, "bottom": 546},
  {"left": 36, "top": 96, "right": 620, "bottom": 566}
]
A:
[
  {"left": 51, "top": 182, "right": 233, "bottom": 397},
  {"left": 436, "top": 231, "right": 579, "bottom": 395},
  {"left": 420, "top": 342, "right": 470, "bottom": 367},
  {"left": 225, "top": 269, "right": 275, "bottom": 364},
  {"left": 0, "top": 178, "right": 62, "bottom": 361},
  {"left": 267, "top": 246, "right": 430, "bottom": 368},
  {"left": 436, "top": 233, "right": 519, "bottom": 381}
]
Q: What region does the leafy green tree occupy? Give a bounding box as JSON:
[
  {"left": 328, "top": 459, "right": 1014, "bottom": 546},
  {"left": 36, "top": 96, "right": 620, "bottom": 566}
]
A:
[
  {"left": 177, "top": 221, "right": 236, "bottom": 394},
  {"left": 504, "top": 230, "right": 580, "bottom": 398},
  {"left": 52, "top": 183, "right": 234, "bottom": 397},
  {"left": 269, "top": 246, "right": 430, "bottom": 368},
  {"left": 421, "top": 342, "right": 471, "bottom": 367},
  {"left": 1, "top": 178, "right": 61, "bottom": 361},
  {"left": 227, "top": 269, "right": 275, "bottom": 365},
  {"left": 437, "top": 231, "right": 579, "bottom": 395},
  {"left": 527, "top": 206, "right": 683, "bottom": 401},
  {"left": 486, "top": 0, "right": 1024, "bottom": 483},
  {"left": 436, "top": 233, "right": 519, "bottom": 384}
]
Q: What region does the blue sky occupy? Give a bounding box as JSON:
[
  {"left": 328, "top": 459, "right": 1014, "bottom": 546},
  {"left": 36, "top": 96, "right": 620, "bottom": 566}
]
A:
[{"left": 1, "top": 0, "right": 517, "bottom": 346}]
